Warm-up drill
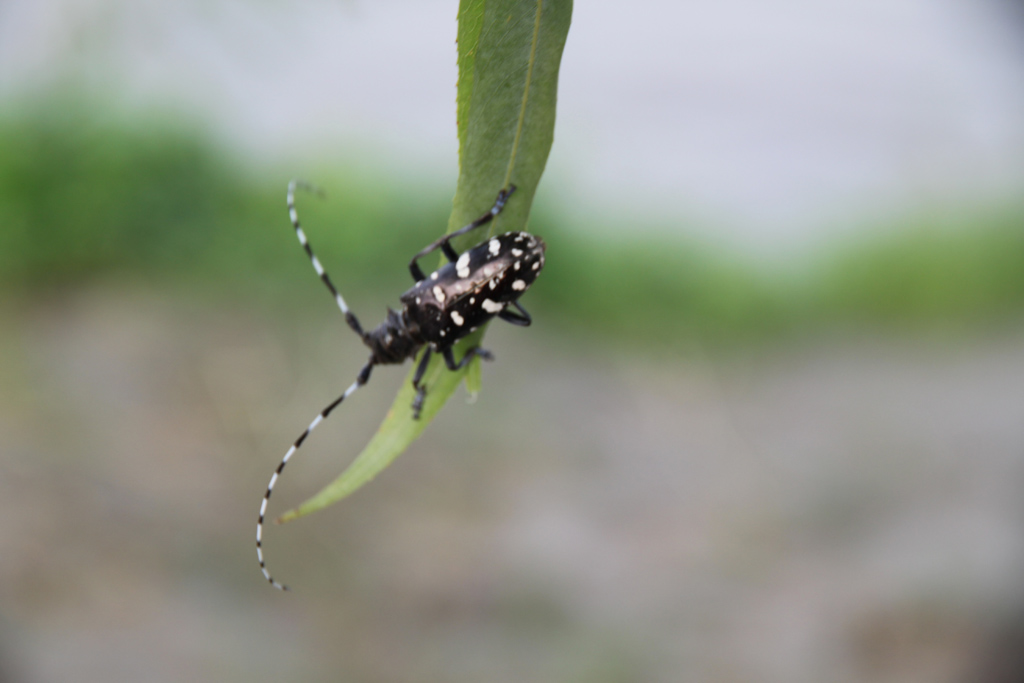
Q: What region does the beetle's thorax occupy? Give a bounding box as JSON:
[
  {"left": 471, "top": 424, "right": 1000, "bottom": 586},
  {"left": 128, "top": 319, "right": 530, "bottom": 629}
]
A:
[{"left": 363, "top": 307, "right": 424, "bottom": 364}]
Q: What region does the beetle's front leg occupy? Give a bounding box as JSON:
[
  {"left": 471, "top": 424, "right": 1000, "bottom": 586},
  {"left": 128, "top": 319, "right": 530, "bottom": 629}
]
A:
[
  {"left": 406, "top": 185, "right": 516, "bottom": 283},
  {"left": 410, "top": 347, "right": 433, "bottom": 419}
]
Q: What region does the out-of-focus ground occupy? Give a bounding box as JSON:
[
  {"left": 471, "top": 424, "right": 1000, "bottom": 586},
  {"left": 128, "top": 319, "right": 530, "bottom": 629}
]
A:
[{"left": 2, "top": 287, "right": 1023, "bottom": 683}]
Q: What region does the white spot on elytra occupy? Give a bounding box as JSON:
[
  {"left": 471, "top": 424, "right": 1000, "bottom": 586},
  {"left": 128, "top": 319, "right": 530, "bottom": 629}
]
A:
[
  {"left": 440, "top": 330, "right": 446, "bottom": 337},
  {"left": 482, "top": 299, "right": 502, "bottom": 313},
  {"left": 515, "top": 234, "right": 525, "bottom": 242},
  {"left": 514, "top": 261, "right": 521, "bottom": 271},
  {"left": 489, "top": 279, "right": 499, "bottom": 290},
  {"left": 433, "top": 285, "right": 445, "bottom": 302},
  {"left": 416, "top": 297, "right": 421, "bottom": 304},
  {"left": 532, "top": 261, "right": 540, "bottom": 270},
  {"left": 469, "top": 297, "right": 475, "bottom": 304},
  {"left": 431, "top": 271, "right": 439, "bottom": 280},
  {"left": 450, "top": 311, "right": 464, "bottom": 326},
  {"left": 511, "top": 248, "right": 523, "bottom": 257},
  {"left": 512, "top": 279, "right": 526, "bottom": 291},
  {"left": 456, "top": 252, "right": 471, "bottom": 278},
  {"left": 488, "top": 239, "right": 500, "bottom": 256}
]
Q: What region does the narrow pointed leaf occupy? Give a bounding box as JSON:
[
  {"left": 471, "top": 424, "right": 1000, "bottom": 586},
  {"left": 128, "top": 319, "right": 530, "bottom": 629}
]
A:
[{"left": 279, "top": 0, "right": 571, "bottom": 522}]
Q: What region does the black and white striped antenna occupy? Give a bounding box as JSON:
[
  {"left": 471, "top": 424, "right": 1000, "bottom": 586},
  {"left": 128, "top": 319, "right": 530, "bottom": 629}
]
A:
[{"left": 256, "top": 181, "right": 373, "bottom": 591}]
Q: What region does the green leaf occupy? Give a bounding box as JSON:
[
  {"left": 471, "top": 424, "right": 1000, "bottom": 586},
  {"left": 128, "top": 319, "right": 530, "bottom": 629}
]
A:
[{"left": 279, "top": 0, "right": 571, "bottom": 523}]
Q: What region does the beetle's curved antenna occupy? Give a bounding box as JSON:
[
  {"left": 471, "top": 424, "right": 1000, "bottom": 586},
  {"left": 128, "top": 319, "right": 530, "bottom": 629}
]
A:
[
  {"left": 257, "top": 362, "right": 374, "bottom": 590},
  {"left": 288, "top": 180, "right": 365, "bottom": 338}
]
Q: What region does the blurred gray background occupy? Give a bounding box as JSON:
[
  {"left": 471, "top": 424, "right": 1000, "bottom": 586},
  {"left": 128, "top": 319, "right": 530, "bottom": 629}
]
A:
[{"left": 2, "top": 1, "right": 1024, "bottom": 681}]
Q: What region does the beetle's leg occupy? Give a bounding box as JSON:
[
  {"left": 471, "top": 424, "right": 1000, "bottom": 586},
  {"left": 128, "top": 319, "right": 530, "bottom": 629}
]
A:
[
  {"left": 257, "top": 359, "right": 374, "bottom": 591},
  {"left": 498, "top": 301, "right": 532, "bottom": 327},
  {"left": 440, "top": 242, "right": 460, "bottom": 263},
  {"left": 410, "top": 346, "right": 494, "bottom": 420},
  {"left": 407, "top": 185, "right": 517, "bottom": 282},
  {"left": 441, "top": 345, "right": 494, "bottom": 372},
  {"left": 410, "top": 347, "right": 433, "bottom": 419},
  {"left": 288, "top": 180, "right": 365, "bottom": 338}
]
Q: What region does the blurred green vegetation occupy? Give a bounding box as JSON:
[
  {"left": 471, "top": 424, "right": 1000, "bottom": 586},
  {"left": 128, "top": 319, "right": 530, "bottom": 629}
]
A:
[
  {"left": 0, "top": 106, "right": 455, "bottom": 297},
  {"left": 1, "top": 105, "right": 1023, "bottom": 347},
  {"left": 815, "top": 210, "right": 1024, "bottom": 329}
]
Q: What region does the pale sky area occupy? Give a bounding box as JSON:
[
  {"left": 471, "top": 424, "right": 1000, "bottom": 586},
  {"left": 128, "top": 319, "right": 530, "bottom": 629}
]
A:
[{"left": 1, "top": 0, "right": 1023, "bottom": 253}]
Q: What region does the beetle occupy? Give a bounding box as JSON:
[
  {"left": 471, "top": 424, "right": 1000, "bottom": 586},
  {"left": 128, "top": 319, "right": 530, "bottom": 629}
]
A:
[{"left": 257, "top": 182, "right": 546, "bottom": 589}]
